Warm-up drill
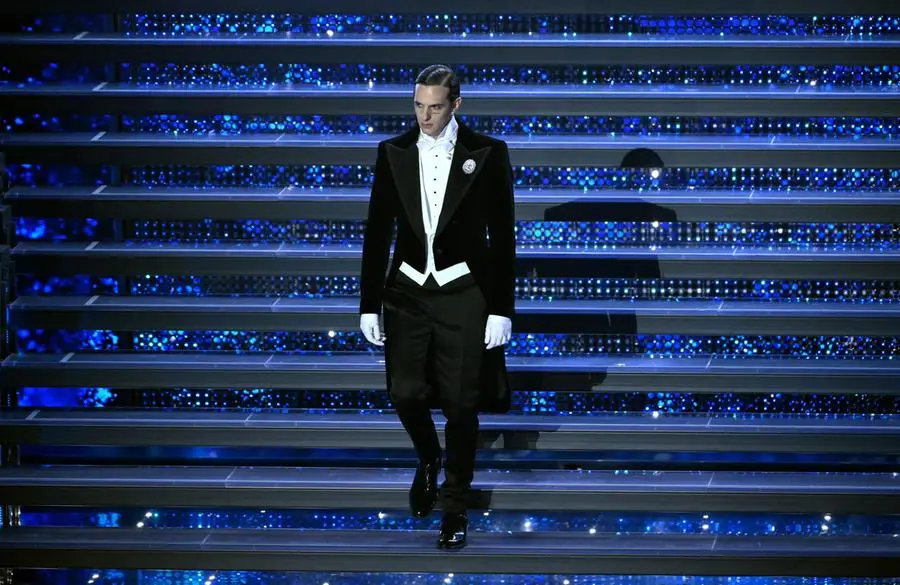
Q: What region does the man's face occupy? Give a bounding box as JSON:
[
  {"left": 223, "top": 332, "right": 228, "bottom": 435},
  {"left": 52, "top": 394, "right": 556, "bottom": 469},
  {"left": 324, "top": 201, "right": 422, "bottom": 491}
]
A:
[{"left": 414, "top": 84, "right": 460, "bottom": 138}]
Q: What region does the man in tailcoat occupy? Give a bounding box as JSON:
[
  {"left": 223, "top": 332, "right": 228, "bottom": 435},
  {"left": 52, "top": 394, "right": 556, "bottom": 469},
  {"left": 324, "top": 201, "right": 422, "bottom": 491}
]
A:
[{"left": 359, "top": 64, "right": 516, "bottom": 549}]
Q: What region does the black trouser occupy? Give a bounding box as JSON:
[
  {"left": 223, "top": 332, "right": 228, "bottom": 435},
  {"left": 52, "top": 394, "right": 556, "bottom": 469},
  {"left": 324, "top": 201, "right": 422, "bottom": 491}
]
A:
[{"left": 383, "top": 274, "right": 486, "bottom": 514}]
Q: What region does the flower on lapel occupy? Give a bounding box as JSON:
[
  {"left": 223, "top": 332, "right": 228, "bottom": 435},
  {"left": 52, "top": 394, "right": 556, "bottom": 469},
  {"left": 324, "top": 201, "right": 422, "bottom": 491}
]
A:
[{"left": 462, "top": 159, "right": 476, "bottom": 174}]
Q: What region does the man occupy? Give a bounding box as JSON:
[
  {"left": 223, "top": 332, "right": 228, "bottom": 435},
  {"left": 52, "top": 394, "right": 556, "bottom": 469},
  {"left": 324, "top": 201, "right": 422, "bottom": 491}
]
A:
[{"left": 358, "top": 64, "right": 516, "bottom": 549}]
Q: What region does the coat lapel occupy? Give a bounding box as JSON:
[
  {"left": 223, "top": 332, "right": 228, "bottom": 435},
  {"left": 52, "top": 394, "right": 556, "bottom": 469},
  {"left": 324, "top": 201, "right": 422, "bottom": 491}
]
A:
[
  {"left": 435, "top": 127, "right": 492, "bottom": 237},
  {"left": 384, "top": 129, "right": 425, "bottom": 243}
]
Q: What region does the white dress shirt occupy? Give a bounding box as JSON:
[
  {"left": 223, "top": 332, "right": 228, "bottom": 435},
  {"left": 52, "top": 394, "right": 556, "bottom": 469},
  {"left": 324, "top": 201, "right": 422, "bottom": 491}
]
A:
[{"left": 399, "top": 116, "right": 471, "bottom": 286}]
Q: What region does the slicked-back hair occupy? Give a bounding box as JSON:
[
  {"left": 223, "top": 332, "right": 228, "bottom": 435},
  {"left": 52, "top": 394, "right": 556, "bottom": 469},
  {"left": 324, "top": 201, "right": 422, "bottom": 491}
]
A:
[{"left": 414, "top": 64, "right": 461, "bottom": 104}]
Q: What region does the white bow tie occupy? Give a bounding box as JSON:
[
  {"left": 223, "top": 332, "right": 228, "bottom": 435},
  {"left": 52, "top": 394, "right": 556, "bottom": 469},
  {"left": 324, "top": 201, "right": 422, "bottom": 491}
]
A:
[{"left": 419, "top": 135, "right": 455, "bottom": 153}]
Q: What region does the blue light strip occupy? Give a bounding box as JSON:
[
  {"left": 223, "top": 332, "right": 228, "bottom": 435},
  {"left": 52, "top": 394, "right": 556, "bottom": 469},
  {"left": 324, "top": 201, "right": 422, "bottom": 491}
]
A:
[
  {"left": 15, "top": 217, "right": 900, "bottom": 250},
  {"left": 113, "top": 114, "right": 900, "bottom": 138},
  {"left": 17, "top": 274, "right": 897, "bottom": 303},
  {"left": 129, "top": 165, "right": 900, "bottom": 190},
  {"left": 23, "top": 568, "right": 900, "bottom": 585},
  {"left": 113, "top": 220, "right": 896, "bottom": 248},
  {"left": 20, "top": 507, "right": 900, "bottom": 536},
  {"left": 118, "top": 14, "right": 900, "bottom": 37},
  {"left": 17, "top": 275, "right": 121, "bottom": 295},
  {"left": 7, "top": 163, "right": 110, "bottom": 187},
  {"left": 119, "top": 64, "right": 900, "bottom": 88},
  {"left": 0, "top": 63, "right": 108, "bottom": 87},
  {"left": 14, "top": 329, "right": 899, "bottom": 359},
  {"left": 21, "top": 386, "right": 897, "bottom": 415}
]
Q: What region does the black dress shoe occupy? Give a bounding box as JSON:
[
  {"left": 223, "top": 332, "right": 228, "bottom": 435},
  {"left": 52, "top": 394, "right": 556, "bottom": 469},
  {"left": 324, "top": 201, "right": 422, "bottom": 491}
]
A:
[
  {"left": 410, "top": 455, "right": 441, "bottom": 518},
  {"left": 437, "top": 512, "right": 468, "bottom": 549}
]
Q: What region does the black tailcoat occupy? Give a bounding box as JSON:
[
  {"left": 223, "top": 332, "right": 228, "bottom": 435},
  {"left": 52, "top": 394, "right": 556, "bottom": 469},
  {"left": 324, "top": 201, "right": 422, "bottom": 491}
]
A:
[{"left": 359, "top": 121, "right": 516, "bottom": 413}]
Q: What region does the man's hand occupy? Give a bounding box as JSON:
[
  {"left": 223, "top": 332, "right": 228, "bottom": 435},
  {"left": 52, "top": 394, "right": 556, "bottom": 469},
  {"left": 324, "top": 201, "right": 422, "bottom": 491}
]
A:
[
  {"left": 484, "top": 314, "right": 511, "bottom": 350},
  {"left": 360, "top": 313, "right": 385, "bottom": 346}
]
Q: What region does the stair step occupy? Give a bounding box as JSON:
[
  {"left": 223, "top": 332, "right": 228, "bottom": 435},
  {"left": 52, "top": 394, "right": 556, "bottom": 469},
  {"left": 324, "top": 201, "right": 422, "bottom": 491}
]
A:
[
  {"left": 0, "top": 465, "right": 897, "bottom": 513},
  {"left": 2, "top": 132, "right": 897, "bottom": 167},
  {"left": 2, "top": 410, "right": 897, "bottom": 454},
  {"left": 13, "top": 241, "right": 899, "bottom": 280},
  {"left": 8, "top": 186, "right": 900, "bottom": 223},
  {"left": 0, "top": 34, "right": 893, "bottom": 66},
  {"left": 3, "top": 353, "right": 898, "bottom": 394},
  {"left": 2, "top": 84, "right": 897, "bottom": 117},
  {"left": 11, "top": 296, "right": 900, "bottom": 336},
  {"left": 1, "top": 527, "right": 897, "bottom": 576}
]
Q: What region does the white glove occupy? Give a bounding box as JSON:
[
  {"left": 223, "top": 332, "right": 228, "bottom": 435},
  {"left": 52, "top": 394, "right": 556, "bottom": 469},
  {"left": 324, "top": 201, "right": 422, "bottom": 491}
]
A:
[
  {"left": 484, "top": 314, "right": 512, "bottom": 350},
  {"left": 360, "top": 313, "right": 385, "bottom": 346}
]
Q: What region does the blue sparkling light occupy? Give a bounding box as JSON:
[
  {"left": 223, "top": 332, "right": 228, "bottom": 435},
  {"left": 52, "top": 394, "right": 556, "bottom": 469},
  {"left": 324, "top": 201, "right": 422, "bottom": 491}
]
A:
[
  {"left": 0, "top": 62, "right": 108, "bottom": 87},
  {"left": 112, "top": 114, "right": 900, "bottom": 138},
  {"left": 515, "top": 277, "right": 900, "bottom": 303},
  {"left": 15, "top": 329, "right": 895, "bottom": 359},
  {"left": 6, "top": 164, "right": 111, "bottom": 187},
  {"left": 119, "top": 14, "right": 900, "bottom": 37},
  {"left": 120, "top": 165, "right": 900, "bottom": 191},
  {"left": 106, "top": 219, "right": 900, "bottom": 250},
  {"left": 11, "top": 379, "right": 900, "bottom": 415},
  {"left": 102, "top": 274, "right": 900, "bottom": 303},
  {"left": 62, "top": 570, "right": 900, "bottom": 585},
  {"left": 16, "top": 329, "right": 119, "bottom": 353},
  {"left": 114, "top": 387, "right": 900, "bottom": 417},
  {"left": 19, "top": 507, "right": 900, "bottom": 536},
  {"left": 17, "top": 387, "right": 116, "bottom": 408},
  {"left": 2, "top": 113, "right": 112, "bottom": 133},
  {"left": 7, "top": 14, "right": 112, "bottom": 33},
  {"left": 16, "top": 217, "right": 107, "bottom": 241},
  {"left": 120, "top": 63, "right": 900, "bottom": 88},
  {"left": 17, "top": 275, "right": 121, "bottom": 295}
]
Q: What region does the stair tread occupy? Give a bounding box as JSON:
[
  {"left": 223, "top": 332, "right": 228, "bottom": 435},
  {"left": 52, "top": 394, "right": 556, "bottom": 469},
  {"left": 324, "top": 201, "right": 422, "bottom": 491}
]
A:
[
  {"left": 1, "top": 465, "right": 898, "bottom": 491},
  {"left": 3, "top": 527, "right": 897, "bottom": 576},
  {"left": 5, "top": 352, "right": 899, "bottom": 374},
  {"left": 2, "top": 409, "right": 897, "bottom": 433},
  {"left": 2, "top": 526, "right": 898, "bottom": 553}
]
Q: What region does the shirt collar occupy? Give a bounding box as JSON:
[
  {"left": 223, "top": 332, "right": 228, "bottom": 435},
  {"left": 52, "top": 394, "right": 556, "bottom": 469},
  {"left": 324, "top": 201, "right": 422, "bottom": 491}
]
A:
[{"left": 417, "top": 115, "right": 458, "bottom": 150}]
